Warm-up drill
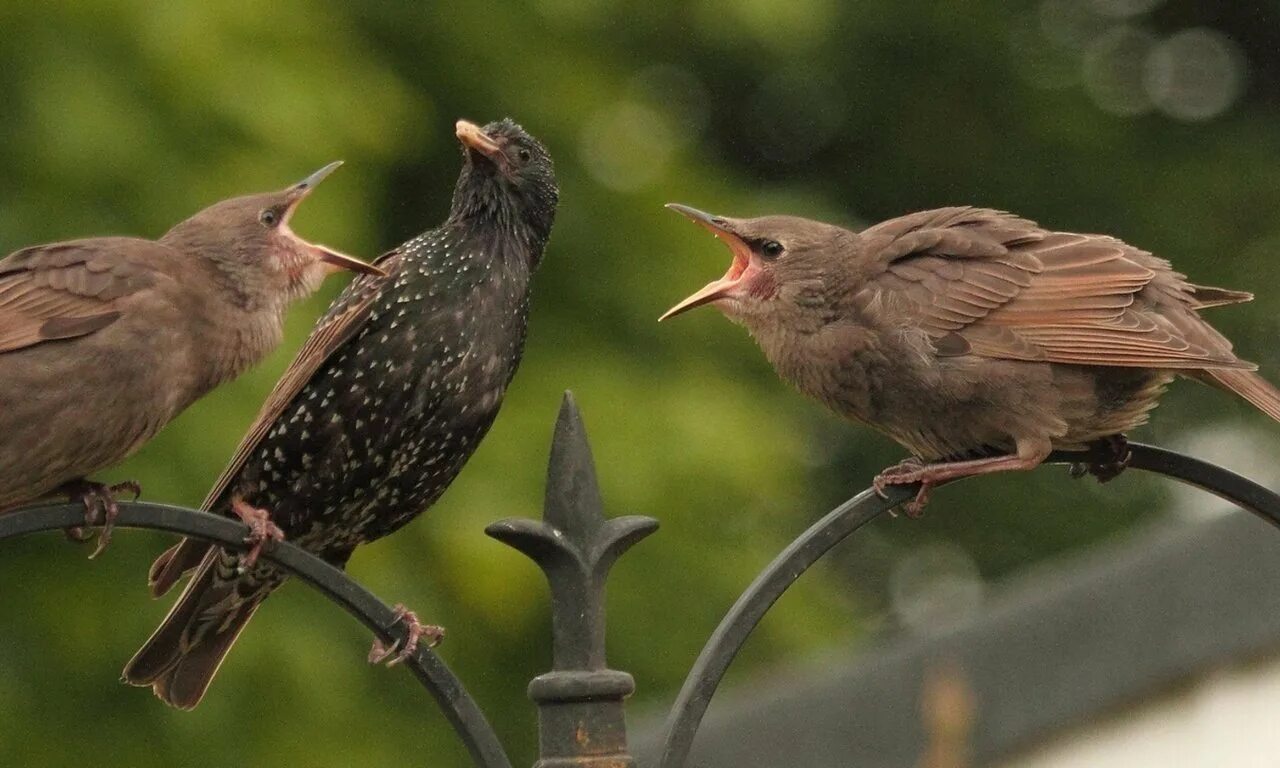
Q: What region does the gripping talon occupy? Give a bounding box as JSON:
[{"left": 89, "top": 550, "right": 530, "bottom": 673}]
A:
[
  {"left": 111, "top": 480, "right": 142, "bottom": 501},
  {"left": 873, "top": 457, "right": 931, "bottom": 516},
  {"left": 88, "top": 494, "right": 122, "bottom": 560},
  {"left": 230, "top": 497, "right": 285, "bottom": 572},
  {"left": 1086, "top": 434, "right": 1132, "bottom": 484},
  {"left": 369, "top": 604, "right": 444, "bottom": 666},
  {"left": 900, "top": 484, "right": 932, "bottom": 518},
  {"left": 56, "top": 479, "right": 140, "bottom": 558}
]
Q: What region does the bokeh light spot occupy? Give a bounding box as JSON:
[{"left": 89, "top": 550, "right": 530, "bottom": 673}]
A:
[{"left": 1145, "top": 28, "right": 1245, "bottom": 122}]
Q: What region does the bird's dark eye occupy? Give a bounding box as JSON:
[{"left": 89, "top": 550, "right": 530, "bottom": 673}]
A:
[
  {"left": 517, "top": 148, "right": 532, "bottom": 163},
  {"left": 761, "top": 240, "right": 785, "bottom": 259},
  {"left": 259, "top": 209, "right": 278, "bottom": 227}
]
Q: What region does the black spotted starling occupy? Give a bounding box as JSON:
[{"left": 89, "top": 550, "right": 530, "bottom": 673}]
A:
[{"left": 122, "top": 118, "right": 559, "bottom": 709}]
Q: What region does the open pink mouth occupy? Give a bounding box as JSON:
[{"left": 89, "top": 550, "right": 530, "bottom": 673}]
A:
[
  {"left": 722, "top": 245, "right": 749, "bottom": 282},
  {"left": 660, "top": 205, "right": 757, "bottom": 321}
]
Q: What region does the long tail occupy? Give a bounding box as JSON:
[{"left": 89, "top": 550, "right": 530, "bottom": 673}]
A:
[
  {"left": 123, "top": 552, "right": 280, "bottom": 709},
  {"left": 148, "top": 537, "right": 213, "bottom": 597},
  {"left": 1207, "top": 368, "right": 1280, "bottom": 422}
]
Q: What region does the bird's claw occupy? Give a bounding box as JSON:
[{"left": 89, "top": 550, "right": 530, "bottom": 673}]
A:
[
  {"left": 230, "top": 498, "right": 285, "bottom": 572},
  {"left": 368, "top": 604, "right": 444, "bottom": 667},
  {"left": 1070, "top": 435, "right": 1132, "bottom": 484},
  {"left": 60, "top": 479, "right": 140, "bottom": 558},
  {"left": 873, "top": 457, "right": 923, "bottom": 496},
  {"left": 1091, "top": 435, "right": 1132, "bottom": 484},
  {"left": 111, "top": 480, "right": 142, "bottom": 501},
  {"left": 873, "top": 458, "right": 931, "bottom": 518}
]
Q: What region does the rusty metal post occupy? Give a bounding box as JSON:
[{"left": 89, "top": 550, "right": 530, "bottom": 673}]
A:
[{"left": 487, "top": 392, "right": 658, "bottom": 767}]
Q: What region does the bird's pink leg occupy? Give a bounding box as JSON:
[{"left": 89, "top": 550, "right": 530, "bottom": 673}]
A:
[
  {"left": 58, "top": 479, "right": 141, "bottom": 558},
  {"left": 230, "top": 497, "right": 285, "bottom": 572},
  {"left": 368, "top": 604, "right": 445, "bottom": 667},
  {"left": 875, "top": 440, "right": 1052, "bottom": 517}
]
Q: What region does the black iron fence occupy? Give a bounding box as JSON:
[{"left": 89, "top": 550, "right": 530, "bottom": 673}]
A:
[{"left": 3, "top": 391, "right": 1279, "bottom": 767}]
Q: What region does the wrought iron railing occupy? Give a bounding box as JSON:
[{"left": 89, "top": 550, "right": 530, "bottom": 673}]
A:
[{"left": 3, "top": 391, "right": 1279, "bottom": 767}]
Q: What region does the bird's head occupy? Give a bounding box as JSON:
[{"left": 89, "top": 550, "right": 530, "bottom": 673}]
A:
[
  {"left": 161, "top": 161, "right": 384, "bottom": 308},
  {"left": 660, "top": 204, "right": 853, "bottom": 329},
  {"left": 451, "top": 118, "right": 559, "bottom": 258}
]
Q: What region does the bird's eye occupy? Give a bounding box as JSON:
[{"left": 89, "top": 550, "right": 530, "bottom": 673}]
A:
[
  {"left": 517, "top": 148, "right": 532, "bottom": 163},
  {"left": 761, "top": 240, "right": 785, "bottom": 259},
  {"left": 259, "top": 209, "right": 278, "bottom": 227}
]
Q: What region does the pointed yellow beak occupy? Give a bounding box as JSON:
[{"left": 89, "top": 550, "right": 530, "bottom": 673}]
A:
[{"left": 456, "top": 120, "right": 504, "bottom": 160}]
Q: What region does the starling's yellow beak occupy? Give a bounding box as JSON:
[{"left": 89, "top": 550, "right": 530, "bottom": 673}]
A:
[
  {"left": 456, "top": 120, "right": 504, "bottom": 162},
  {"left": 660, "top": 204, "right": 757, "bottom": 321}
]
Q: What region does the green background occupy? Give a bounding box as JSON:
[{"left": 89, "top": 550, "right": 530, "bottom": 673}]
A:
[{"left": 1, "top": 1, "right": 1276, "bottom": 765}]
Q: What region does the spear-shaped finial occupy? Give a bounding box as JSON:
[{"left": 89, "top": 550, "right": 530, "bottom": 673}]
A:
[{"left": 487, "top": 391, "right": 658, "bottom": 767}]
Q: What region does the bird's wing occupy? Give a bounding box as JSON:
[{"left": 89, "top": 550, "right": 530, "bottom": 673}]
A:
[
  {"left": 0, "top": 238, "right": 161, "bottom": 354},
  {"left": 199, "top": 250, "right": 404, "bottom": 512},
  {"left": 148, "top": 249, "right": 402, "bottom": 596},
  {"left": 854, "top": 207, "right": 1249, "bottom": 370}
]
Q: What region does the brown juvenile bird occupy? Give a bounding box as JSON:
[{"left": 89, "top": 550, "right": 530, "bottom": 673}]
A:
[
  {"left": 662, "top": 205, "right": 1280, "bottom": 515},
  {"left": 0, "top": 163, "right": 381, "bottom": 552}
]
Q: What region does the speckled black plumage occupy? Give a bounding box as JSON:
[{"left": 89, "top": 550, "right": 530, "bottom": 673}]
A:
[{"left": 123, "top": 119, "right": 558, "bottom": 709}]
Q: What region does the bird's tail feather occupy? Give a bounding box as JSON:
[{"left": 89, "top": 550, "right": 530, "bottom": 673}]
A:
[
  {"left": 123, "top": 553, "right": 275, "bottom": 710},
  {"left": 1189, "top": 283, "right": 1253, "bottom": 310},
  {"left": 148, "top": 537, "right": 213, "bottom": 597},
  {"left": 1208, "top": 368, "right": 1280, "bottom": 422}
]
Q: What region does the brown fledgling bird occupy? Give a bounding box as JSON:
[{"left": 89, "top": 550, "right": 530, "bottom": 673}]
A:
[
  {"left": 662, "top": 205, "right": 1280, "bottom": 515},
  {"left": 0, "top": 162, "right": 382, "bottom": 552}
]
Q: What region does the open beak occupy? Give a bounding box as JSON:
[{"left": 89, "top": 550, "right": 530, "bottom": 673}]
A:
[
  {"left": 456, "top": 119, "right": 505, "bottom": 163},
  {"left": 314, "top": 245, "right": 385, "bottom": 276},
  {"left": 660, "top": 204, "right": 757, "bottom": 321},
  {"left": 284, "top": 161, "right": 344, "bottom": 219},
  {"left": 276, "top": 161, "right": 386, "bottom": 277}
]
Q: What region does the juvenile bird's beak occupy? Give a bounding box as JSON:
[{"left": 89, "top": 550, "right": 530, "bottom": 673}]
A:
[
  {"left": 314, "top": 246, "right": 386, "bottom": 276},
  {"left": 456, "top": 120, "right": 504, "bottom": 163},
  {"left": 284, "top": 161, "right": 343, "bottom": 211},
  {"left": 292, "top": 160, "right": 343, "bottom": 193},
  {"left": 660, "top": 204, "right": 758, "bottom": 321},
  {"left": 277, "top": 161, "right": 385, "bottom": 277}
]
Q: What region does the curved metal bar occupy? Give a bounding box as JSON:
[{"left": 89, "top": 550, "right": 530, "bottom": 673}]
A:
[
  {"left": 1123, "top": 443, "right": 1280, "bottom": 528},
  {"left": 656, "top": 441, "right": 1280, "bottom": 768},
  {"left": 0, "top": 502, "right": 512, "bottom": 768}
]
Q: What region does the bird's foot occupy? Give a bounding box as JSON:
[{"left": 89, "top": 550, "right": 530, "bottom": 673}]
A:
[
  {"left": 873, "top": 458, "right": 933, "bottom": 518},
  {"left": 1068, "top": 435, "right": 1131, "bottom": 484},
  {"left": 59, "top": 479, "right": 141, "bottom": 558},
  {"left": 368, "top": 604, "right": 444, "bottom": 667},
  {"left": 230, "top": 497, "right": 285, "bottom": 572}
]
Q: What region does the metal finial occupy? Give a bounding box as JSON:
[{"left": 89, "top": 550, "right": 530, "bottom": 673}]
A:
[{"left": 486, "top": 391, "right": 658, "bottom": 767}]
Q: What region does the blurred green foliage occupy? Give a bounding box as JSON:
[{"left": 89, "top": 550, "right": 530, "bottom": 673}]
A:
[{"left": 2, "top": 1, "right": 1278, "bottom": 765}]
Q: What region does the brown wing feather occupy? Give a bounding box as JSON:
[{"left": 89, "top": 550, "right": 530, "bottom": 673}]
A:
[
  {"left": 0, "top": 238, "right": 160, "bottom": 353},
  {"left": 858, "top": 208, "right": 1252, "bottom": 370}
]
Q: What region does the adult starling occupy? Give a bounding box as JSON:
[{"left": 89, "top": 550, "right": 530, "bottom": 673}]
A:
[
  {"left": 661, "top": 205, "right": 1280, "bottom": 515},
  {"left": 123, "top": 118, "right": 558, "bottom": 709},
  {"left": 0, "top": 163, "right": 380, "bottom": 553}
]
